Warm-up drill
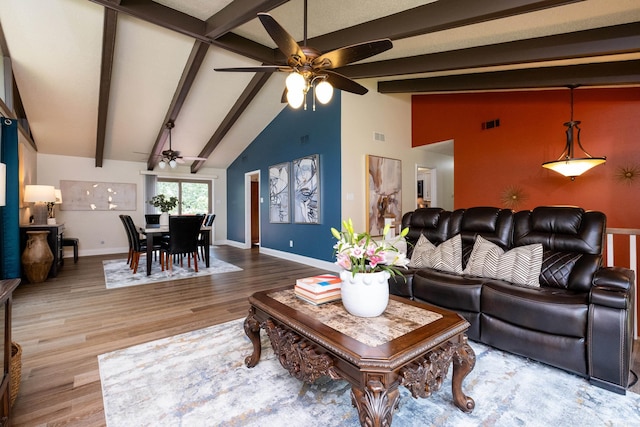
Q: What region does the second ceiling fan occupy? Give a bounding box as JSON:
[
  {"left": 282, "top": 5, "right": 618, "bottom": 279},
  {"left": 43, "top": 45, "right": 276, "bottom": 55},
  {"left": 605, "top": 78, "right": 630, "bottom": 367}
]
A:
[{"left": 214, "top": 0, "right": 392, "bottom": 109}]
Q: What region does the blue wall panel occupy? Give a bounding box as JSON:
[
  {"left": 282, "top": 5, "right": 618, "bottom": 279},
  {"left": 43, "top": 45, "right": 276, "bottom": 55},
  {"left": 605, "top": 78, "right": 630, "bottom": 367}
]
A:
[{"left": 227, "top": 93, "right": 341, "bottom": 262}]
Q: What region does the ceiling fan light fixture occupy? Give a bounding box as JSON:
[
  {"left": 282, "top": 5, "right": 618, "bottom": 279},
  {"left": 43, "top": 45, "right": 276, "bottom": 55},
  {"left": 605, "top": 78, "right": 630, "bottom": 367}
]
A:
[
  {"left": 287, "top": 88, "right": 305, "bottom": 109},
  {"left": 169, "top": 159, "right": 177, "bottom": 169},
  {"left": 286, "top": 72, "right": 306, "bottom": 92},
  {"left": 315, "top": 80, "right": 333, "bottom": 104},
  {"left": 158, "top": 160, "right": 167, "bottom": 169}
]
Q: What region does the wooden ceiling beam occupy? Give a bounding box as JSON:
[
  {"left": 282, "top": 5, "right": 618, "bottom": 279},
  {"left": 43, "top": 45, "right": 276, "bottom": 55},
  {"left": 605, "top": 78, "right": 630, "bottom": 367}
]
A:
[
  {"left": 146, "top": 41, "right": 209, "bottom": 171},
  {"left": 205, "top": 0, "right": 289, "bottom": 39},
  {"left": 305, "top": 0, "right": 584, "bottom": 53},
  {"left": 95, "top": 8, "right": 117, "bottom": 168},
  {"left": 191, "top": 72, "right": 272, "bottom": 174},
  {"left": 377, "top": 60, "right": 640, "bottom": 93},
  {"left": 338, "top": 22, "right": 640, "bottom": 79}
]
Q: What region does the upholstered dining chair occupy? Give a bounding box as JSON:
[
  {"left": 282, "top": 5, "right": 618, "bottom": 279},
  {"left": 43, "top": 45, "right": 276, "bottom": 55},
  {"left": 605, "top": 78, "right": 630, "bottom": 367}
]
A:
[
  {"left": 121, "top": 215, "right": 161, "bottom": 274},
  {"left": 119, "top": 215, "right": 134, "bottom": 266},
  {"left": 198, "top": 214, "right": 216, "bottom": 260},
  {"left": 145, "top": 214, "right": 161, "bottom": 225},
  {"left": 160, "top": 215, "right": 204, "bottom": 273}
]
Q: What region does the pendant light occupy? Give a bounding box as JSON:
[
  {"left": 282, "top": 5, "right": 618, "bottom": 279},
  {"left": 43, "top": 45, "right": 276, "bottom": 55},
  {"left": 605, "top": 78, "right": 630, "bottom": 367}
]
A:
[{"left": 542, "top": 85, "right": 606, "bottom": 180}]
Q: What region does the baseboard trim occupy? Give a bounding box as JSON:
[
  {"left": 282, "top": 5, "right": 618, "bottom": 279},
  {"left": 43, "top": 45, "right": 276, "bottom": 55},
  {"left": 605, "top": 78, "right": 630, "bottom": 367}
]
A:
[{"left": 258, "top": 247, "right": 339, "bottom": 272}]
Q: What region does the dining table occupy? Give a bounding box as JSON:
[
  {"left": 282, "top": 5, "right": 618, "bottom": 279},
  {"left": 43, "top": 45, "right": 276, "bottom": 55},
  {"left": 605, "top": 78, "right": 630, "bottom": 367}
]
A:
[{"left": 139, "top": 224, "right": 212, "bottom": 276}]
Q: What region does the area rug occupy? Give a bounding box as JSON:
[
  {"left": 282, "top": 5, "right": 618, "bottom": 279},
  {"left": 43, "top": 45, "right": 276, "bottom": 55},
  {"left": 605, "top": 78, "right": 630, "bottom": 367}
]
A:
[
  {"left": 98, "top": 318, "right": 640, "bottom": 427},
  {"left": 102, "top": 251, "right": 242, "bottom": 289}
]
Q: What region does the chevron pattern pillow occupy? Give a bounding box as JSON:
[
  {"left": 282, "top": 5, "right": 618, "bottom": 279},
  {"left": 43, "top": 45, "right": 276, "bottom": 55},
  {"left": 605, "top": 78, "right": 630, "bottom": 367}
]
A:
[
  {"left": 408, "top": 234, "right": 463, "bottom": 274},
  {"left": 464, "top": 236, "right": 543, "bottom": 287}
]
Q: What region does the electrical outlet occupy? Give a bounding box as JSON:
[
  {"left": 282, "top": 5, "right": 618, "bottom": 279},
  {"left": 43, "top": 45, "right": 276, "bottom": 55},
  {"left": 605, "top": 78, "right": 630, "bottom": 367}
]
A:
[{"left": 289, "top": 240, "right": 294, "bottom": 247}]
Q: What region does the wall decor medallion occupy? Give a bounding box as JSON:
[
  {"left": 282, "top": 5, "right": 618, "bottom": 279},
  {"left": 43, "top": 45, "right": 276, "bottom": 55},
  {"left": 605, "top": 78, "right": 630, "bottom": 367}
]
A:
[
  {"left": 500, "top": 186, "right": 528, "bottom": 209},
  {"left": 366, "top": 155, "right": 402, "bottom": 236},
  {"left": 293, "top": 154, "right": 320, "bottom": 224},
  {"left": 615, "top": 164, "right": 640, "bottom": 185},
  {"left": 268, "top": 162, "right": 290, "bottom": 223}
]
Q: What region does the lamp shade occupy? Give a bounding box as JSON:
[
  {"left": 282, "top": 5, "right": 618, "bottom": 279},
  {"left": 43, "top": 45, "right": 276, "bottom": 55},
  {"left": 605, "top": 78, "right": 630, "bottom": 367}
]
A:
[
  {"left": 315, "top": 81, "right": 333, "bottom": 104},
  {"left": 0, "top": 163, "right": 5, "bottom": 207},
  {"left": 542, "top": 157, "right": 606, "bottom": 178},
  {"left": 287, "top": 89, "right": 304, "bottom": 109},
  {"left": 54, "top": 189, "right": 63, "bottom": 204},
  {"left": 24, "top": 185, "right": 56, "bottom": 203}
]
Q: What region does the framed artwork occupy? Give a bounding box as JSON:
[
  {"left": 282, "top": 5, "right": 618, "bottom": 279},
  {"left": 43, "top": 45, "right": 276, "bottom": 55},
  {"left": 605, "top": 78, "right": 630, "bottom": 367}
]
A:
[
  {"left": 268, "top": 162, "right": 290, "bottom": 223},
  {"left": 366, "top": 155, "right": 402, "bottom": 236},
  {"left": 60, "top": 180, "right": 136, "bottom": 211},
  {"left": 293, "top": 154, "right": 320, "bottom": 224}
]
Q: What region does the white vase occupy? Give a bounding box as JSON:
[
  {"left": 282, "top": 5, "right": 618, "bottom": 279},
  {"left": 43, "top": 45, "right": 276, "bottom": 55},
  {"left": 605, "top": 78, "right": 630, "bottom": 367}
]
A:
[
  {"left": 160, "top": 212, "right": 169, "bottom": 227},
  {"left": 339, "top": 270, "right": 391, "bottom": 317}
]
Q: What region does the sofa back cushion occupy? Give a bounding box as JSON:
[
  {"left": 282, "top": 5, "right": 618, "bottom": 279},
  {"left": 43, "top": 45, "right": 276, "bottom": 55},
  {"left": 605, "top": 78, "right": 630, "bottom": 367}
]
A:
[
  {"left": 513, "top": 206, "right": 605, "bottom": 292},
  {"left": 402, "top": 208, "right": 451, "bottom": 258},
  {"left": 450, "top": 207, "right": 514, "bottom": 268}
]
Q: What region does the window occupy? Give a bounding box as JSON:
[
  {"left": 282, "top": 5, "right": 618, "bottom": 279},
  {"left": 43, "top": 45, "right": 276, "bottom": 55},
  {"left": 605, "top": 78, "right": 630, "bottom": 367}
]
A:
[{"left": 157, "top": 178, "right": 211, "bottom": 215}]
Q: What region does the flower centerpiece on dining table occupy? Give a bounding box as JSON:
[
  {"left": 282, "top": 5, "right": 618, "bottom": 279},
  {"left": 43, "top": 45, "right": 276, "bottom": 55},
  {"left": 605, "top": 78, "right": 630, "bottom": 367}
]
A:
[
  {"left": 331, "top": 218, "right": 409, "bottom": 317},
  {"left": 148, "top": 194, "right": 179, "bottom": 226}
]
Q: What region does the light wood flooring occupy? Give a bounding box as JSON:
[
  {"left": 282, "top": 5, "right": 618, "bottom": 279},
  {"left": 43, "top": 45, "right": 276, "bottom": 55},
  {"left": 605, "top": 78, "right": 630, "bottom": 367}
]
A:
[{"left": 9, "top": 245, "right": 640, "bottom": 426}]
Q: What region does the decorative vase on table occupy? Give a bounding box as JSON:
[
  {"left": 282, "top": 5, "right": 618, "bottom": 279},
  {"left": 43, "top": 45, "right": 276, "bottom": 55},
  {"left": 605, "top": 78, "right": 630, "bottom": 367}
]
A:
[
  {"left": 21, "top": 231, "right": 54, "bottom": 283},
  {"left": 159, "top": 212, "right": 169, "bottom": 227},
  {"left": 340, "top": 270, "right": 391, "bottom": 317}
]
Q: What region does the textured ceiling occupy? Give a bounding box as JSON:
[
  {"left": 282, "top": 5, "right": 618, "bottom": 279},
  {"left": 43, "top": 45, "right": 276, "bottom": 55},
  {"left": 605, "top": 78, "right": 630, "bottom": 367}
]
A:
[{"left": 0, "top": 0, "right": 638, "bottom": 171}]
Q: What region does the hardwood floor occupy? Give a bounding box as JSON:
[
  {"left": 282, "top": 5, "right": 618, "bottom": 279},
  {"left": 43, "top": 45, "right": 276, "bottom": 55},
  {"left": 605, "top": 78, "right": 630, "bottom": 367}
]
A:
[
  {"left": 10, "top": 246, "right": 327, "bottom": 426},
  {"left": 9, "top": 245, "right": 640, "bottom": 426}
]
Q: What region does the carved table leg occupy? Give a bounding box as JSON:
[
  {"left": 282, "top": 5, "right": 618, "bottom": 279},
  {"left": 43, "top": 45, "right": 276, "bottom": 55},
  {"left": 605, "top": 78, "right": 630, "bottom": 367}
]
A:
[
  {"left": 351, "top": 376, "right": 400, "bottom": 427},
  {"left": 451, "top": 337, "right": 476, "bottom": 413},
  {"left": 243, "top": 307, "right": 262, "bottom": 368}
]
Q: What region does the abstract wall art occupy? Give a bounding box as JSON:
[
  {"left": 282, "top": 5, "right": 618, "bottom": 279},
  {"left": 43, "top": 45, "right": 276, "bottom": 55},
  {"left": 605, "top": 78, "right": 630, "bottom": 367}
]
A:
[
  {"left": 268, "top": 162, "right": 290, "bottom": 223},
  {"left": 293, "top": 154, "right": 320, "bottom": 224},
  {"left": 366, "top": 155, "right": 402, "bottom": 236}
]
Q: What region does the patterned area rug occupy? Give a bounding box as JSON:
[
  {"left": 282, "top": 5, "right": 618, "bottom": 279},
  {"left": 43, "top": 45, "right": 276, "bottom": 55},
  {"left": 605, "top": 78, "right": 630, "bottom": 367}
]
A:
[
  {"left": 102, "top": 251, "right": 242, "bottom": 289},
  {"left": 99, "top": 318, "right": 640, "bottom": 426}
]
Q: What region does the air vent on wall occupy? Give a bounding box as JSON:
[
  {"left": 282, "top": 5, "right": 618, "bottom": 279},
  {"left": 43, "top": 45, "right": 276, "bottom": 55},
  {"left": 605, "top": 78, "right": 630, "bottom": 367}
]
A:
[{"left": 373, "top": 132, "right": 385, "bottom": 142}]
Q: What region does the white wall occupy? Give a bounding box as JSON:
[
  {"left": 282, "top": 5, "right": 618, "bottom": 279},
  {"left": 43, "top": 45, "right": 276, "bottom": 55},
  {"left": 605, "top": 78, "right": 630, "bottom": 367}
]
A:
[
  {"left": 340, "top": 79, "right": 454, "bottom": 233},
  {"left": 37, "top": 153, "right": 227, "bottom": 257}
]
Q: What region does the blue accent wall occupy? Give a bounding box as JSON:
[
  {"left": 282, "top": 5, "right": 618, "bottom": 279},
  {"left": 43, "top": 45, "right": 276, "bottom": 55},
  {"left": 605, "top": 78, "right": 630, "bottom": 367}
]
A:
[{"left": 227, "top": 93, "right": 341, "bottom": 262}]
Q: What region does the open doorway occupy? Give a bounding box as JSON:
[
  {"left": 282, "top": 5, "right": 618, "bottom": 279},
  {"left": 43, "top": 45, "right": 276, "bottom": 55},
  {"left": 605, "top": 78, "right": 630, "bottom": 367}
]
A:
[
  {"left": 244, "top": 170, "right": 260, "bottom": 249},
  {"left": 416, "top": 166, "right": 437, "bottom": 208}
]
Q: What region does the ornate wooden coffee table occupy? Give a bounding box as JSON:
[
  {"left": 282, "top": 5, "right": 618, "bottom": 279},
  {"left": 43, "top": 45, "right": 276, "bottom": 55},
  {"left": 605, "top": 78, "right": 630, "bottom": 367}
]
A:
[{"left": 244, "top": 287, "right": 475, "bottom": 426}]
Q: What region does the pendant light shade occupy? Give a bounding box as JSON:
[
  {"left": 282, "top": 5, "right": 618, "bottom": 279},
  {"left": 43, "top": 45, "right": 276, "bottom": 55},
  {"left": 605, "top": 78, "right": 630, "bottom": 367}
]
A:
[
  {"left": 542, "top": 86, "right": 606, "bottom": 180},
  {"left": 315, "top": 80, "right": 333, "bottom": 104}
]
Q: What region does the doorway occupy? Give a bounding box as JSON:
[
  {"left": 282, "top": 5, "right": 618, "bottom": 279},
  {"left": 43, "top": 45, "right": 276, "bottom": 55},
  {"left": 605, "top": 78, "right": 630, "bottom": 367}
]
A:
[
  {"left": 416, "top": 166, "right": 437, "bottom": 208},
  {"left": 244, "top": 170, "right": 260, "bottom": 249}
]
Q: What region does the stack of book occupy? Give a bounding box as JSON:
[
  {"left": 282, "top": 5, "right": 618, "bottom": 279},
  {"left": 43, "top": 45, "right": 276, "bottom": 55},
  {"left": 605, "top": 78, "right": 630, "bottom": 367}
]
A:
[{"left": 294, "top": 274, "right": 342, "bottom": 305}]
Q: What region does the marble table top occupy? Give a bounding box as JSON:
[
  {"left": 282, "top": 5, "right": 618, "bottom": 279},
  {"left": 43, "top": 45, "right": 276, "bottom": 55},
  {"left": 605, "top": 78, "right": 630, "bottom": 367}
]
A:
[{"left": 269, "top": 289, "right": 442, "bottom": 347}]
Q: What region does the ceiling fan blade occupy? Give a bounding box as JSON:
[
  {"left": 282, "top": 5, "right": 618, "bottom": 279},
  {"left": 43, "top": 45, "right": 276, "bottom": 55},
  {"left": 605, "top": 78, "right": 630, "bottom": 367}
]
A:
[
  {"left": 258, "top": 13, "right": 306, "bottom": 65},
  {"left": 181, "top": 156, "right": 208, "bottom": 161},
  {"left": 281, "top": 87, "right": 287, "bottom": 103},
  {"left": 324, "top": 70, "right": 368, "bottom": 95},
  {"left": 214, "top": 65, "right": 291, "bottom": 73},
  {"left": 313, "top": 39, "right": 393, "bottom": 69}
]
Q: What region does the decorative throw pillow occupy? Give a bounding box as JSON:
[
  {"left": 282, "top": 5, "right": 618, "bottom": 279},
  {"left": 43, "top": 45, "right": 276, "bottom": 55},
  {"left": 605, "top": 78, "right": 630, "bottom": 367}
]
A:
[
  {"left": 464, "top": 236, "right": 543, "bottom": 287},
  {"left": 408, "top": 234, "right": 463, "bottom": 274}
]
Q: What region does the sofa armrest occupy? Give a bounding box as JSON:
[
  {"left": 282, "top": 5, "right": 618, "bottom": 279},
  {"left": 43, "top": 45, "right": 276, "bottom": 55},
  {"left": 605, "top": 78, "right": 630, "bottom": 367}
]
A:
[
  {"left": 590, "top": 267, "right": 634, "bottom": 309},
  {"left": 588, "top": 266, "right": 635, "bottom": 393}
]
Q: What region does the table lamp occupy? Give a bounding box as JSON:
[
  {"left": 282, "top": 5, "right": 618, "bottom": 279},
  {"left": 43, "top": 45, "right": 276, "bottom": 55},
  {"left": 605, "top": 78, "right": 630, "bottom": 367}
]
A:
[{"left": 24, "top": 185, "right": 56, "bottom": 225}]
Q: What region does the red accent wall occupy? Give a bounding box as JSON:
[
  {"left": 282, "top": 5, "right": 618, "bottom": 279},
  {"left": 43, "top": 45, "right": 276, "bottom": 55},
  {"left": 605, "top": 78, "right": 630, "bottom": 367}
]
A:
[{"left": 412, "top": 88, "right": 640, "bottom": 269}]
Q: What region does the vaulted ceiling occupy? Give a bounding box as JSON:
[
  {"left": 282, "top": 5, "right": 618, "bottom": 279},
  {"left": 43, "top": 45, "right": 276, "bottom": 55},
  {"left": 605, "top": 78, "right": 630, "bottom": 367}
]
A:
[{"left": 0, "top": 0, "right": 638, "bottom": 173}]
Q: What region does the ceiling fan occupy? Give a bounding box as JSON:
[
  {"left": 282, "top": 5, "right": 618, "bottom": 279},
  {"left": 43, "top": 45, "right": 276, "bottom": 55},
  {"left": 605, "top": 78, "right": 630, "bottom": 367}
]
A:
[
  {"left": 157, "top": 121, "right": 207, "bottom": 169},
  {"left": 214, "top": 0, "right": 392, "bottom": 109}
]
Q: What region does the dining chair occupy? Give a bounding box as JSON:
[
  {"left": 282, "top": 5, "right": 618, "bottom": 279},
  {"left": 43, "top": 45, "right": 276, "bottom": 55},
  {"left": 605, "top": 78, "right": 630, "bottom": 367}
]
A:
[
  {"left": 122, "top": 215, "right": 161, "bottom": 274},
  {"left": 145, "top": 214, "right": 161, "bottom": 225},
  {"left": 119, "top": 215, "right": 134, "bottom": 266},
  {"left": 198, "top": 214, "right": 216, "bottom": 260},
  {"left": 160, "top": 215, "right": 204, "bottom": 273}
]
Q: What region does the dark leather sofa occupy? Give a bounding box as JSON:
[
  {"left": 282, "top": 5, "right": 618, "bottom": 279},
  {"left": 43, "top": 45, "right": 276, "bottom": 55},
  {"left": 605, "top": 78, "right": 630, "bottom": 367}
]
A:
[{"left": 389, "top": 206, "right": 635, "bottom": 394}]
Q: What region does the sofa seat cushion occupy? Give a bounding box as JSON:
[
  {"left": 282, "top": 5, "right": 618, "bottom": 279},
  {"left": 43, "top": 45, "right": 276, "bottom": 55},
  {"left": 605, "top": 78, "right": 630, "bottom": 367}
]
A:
[
  {"left": 482, "top": 281, "right": 588, "bottom": 338},
  {"left": 413, "top": 269, "right": 483, "bottom": 313}
]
